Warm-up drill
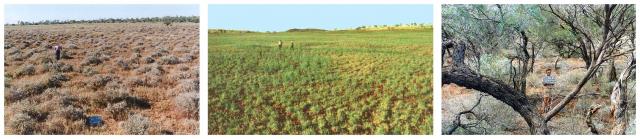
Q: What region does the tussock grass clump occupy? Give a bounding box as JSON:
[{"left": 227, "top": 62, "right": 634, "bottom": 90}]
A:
[
  {"left": 106, "top": 101, "right": 128, "bottom": 120},
  {"left": 172, "top": 79, "right": 199, "bottom": 93},
  {"left": 125, "top": 77, "right": 145, "bottom": 87},
  {"left": 180, "top": 54, "right": 196, "bottom": 63},
  {"left": 42, "top": 62, "right": 73, "bottom": 73},
  {"left": 143, "top": 56, "right": 155, "bottom": 64},
  {"left": 7, "top": 73, "right": 69, "bottom": 102},
  {"left": 115, "top": 57, "right": 135, "bottom": 70},
  {"left": 121, "top": 114, "right": 151, "bottom": 135},
  {"left": 85, "top": 74, "right": 115, "bottom": 90},
  {"left": 151, "top": 51, "right": 164, "bottom": 57},
  {"left": 175, "top": 92, "right": 199, "bottom": 117},
  {"left": 6, "top": 100, "right": 46, "bottom": 134},
  {"left": 13, "top": 64, "right": 36, "bottom": 78},
  {"left": 159, "top": 55, "right": 181, "bottom": 65},
  {"left": 54, "top": 106, "right": 85, "bottom": 120},
  {"left": 135, "top": 63, "right": 165, "bottom": 86},
  {"left": 135, "top": 63, "right": 164, "bottom": 75},
  {"left": 82, "top": 54, "right": 102, "bottom": 65},
  {"left": 7, "top": 113, "right": 37, "bottom": 134},
  {"left": 81, "top": 67, "right": 98, "bottom": 76}
]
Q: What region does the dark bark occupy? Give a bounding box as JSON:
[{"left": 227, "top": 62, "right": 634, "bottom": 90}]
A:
[
  {"left": 610, "top": 55, "right": 635, "bottom": 135},
  {"left": 608, "top": 60, "right": 617, "bottom": 82},
  {"left": 446, "top": 94, "right": 486, "bottom": 135},
  {"left": 443, "top": 65, "right": 545, "bottom": 134},
  {"left": 585, "top": 105, "right": 601, "bottom": 134}
]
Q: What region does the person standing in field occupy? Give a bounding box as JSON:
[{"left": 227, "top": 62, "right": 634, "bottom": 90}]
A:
[
  {"left": 290, "top": 41, "right": 294, "bottom": 49},
  {"left": 278, "top": 40, "right": 283, "bottom": 49},
  {"left": 542, "top": 68, "right": 556, "bottom": 113},
  {"left": 53, "top": 45, "right": 62, "bottom": 60}
]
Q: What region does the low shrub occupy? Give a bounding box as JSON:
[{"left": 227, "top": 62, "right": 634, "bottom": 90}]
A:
[
  {"left": 42, "top": 62, "right": 73, "bottom": 73},
  {"left": 115, "top": 57, "right": 133, "bottom": 70},
  {"left": 82, "top": 55, "right": 102, "bottom": 65},
  {"left": 13, "top": 64, "right": 36, "bottom": 78},
  {"left": 126, "top": 77, "right": 145, "bottom": 87},
  {"left": 54, "top": 106, "right": 85, "bottom": 120},
  {"left": 159, "top": 55, "right": 180, "bottom": 65},
  {"left": 106, "top": 101, "right": 128, "bottom": 120},
  {"left": 8, "top": 73, "right": 69, "bottom": 102},
  {"left": 81, "top": 67, "right": 98, "bottom": 76},
  {"left": 7, "top": 113, "right": 37, "bottom": 134},
  {"left": 174, "top": 92, "right": 199, "bottom": 117},
  {"left": 85, "top": 74, "right": 114, "bottom": 90},
  {"left": 143, "top": 56, "right": 155, "bottom": 64},
  {"left": 121, "top": 114, "right": 151, "bottom": 135}
]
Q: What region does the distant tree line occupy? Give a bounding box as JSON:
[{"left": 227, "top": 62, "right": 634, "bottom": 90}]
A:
[
  {"left": 354, "top": 23, "right": 429, "bottom": 30},
  {"left": 285, "top": 28, "right": 328, "bottom": 32},
  {"left": 5, "top": 16, "right": 199, "bottom": 26}
]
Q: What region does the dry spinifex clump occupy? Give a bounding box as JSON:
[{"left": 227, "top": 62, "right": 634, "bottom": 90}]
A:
[{"left": 4, "top": 23, "right": 199, "bottom": 135}]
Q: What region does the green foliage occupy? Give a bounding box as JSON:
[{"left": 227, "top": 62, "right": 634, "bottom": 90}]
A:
[
  {"left": 478, "top": 54, "right": 511, "bottom": 83},
  {"left": 209, "top": 28, "right": 433, "bottom": 134}
]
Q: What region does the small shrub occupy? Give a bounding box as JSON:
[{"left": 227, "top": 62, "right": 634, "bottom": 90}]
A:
[
  {"left": 143, "top": 56, "right": 155, "bottom": 64},
  {"left": 172, "top": 79, "right": 199, "bottom": 93},
  {"left": 180, "top": 55, "right": 195, "bottom": 63},
  {"left": 5, "top": 88, "right": 28, "bottom": 102},
  {"left": 132, "top": 46, "right": 144, "bottom": 53},
  {"left": 151, "top": 51, "right": 163, "bottom": 57},
  {"left": 9, "top": 73, "right": 68, "bottom": 101},
  {"left": 81, "top": 67, "right": 98, "bottom": 76},
  {"left": 159, "top": 55, "right": 180, "bottom": 65},
  {"left": 182, "top": 119, "right": 199, "bottom": 135},
  {"left": 67, "top": 43, "right": 78, "bottom": 49},
  {"left": 115, "top": 58, "right": 133, "bottom": 70},
  {"left": 135, "top": 63, "right": 163, "bottom": 75},
  {"left": 121, "top": 114, "right": 151, "bottom": 135},
  {"left": 42, "top": 62, "right": 73, "bottom": 73},
  {"left": 7, "top": 113, "right": 36, "bottom": 134},
  {"left": 106, "top": 101, "right": 128, "bottom": 120},
  {"left": 174, "top": 92, "right": 199, "bottom": 116},
  {"left": 177, "top": 65, "right": 189, "bottom": 71},
  {"left": 136, "top": 64, "right": 164, "bottom": 86},
  {"left": 85, "top": 74, "right": 114, "bottom": 90},
  {"left": 13, "top": 64, "right": 36, "bottom": 78},
  {"left": 54, "top": 106, "right": 85, "bottom": 120},
  {"left": 82, "top": 55, "right": 102, "bottom": 65},
  {"left": 126, "top": 77, "right": 145, "bottom": 87},
  {"left": 61, "top": 50, "right": 73, "bottom": 59},
  {"left": 143, "top": 74, "right": 162, "bottom": 87},
  {"left": 92, "top": 88, "right": 130, "bottom": 107}
]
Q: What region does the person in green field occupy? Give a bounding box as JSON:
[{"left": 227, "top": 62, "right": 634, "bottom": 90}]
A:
[
  {"left": 290, "top": 41, "right": 294, "bottom": 49},
  {"left": 542, "top": 68, "right": 556, "bottom": 113}
]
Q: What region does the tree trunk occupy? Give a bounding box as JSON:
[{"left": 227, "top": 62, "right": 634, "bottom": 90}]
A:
[
  {"left": 610, "top": 55, "right": 635, "bottom": 135},
  {"left": 586, "top": 105, "right": 601, "bottom": 134},
  {"left": 443, "top": 66, "right": 546, "bottom": 134},
  {"left": 607, "top": 60, "right": 617, "bottom": 82},
  {"left": 554, "top": 57, "right": 560, "bottom": 71},
  {"left": 543, "top": 60, "right": 600, "bottom": 126}
]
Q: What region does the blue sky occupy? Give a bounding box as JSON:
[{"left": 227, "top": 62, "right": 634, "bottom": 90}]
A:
[
  {"left": 4, "top": 5, "right": 199, "bottom": 24},
  {"left": 209, "top": 5, "right": 433, "bottom": 31}
]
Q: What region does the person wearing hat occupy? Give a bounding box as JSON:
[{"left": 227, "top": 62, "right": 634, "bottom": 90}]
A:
[
  {"left": 542, "top": 68, "right": 556, "bottom": 113},
  {"left": 53, "top": 45, "right": 62, "bottom": 60}
]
